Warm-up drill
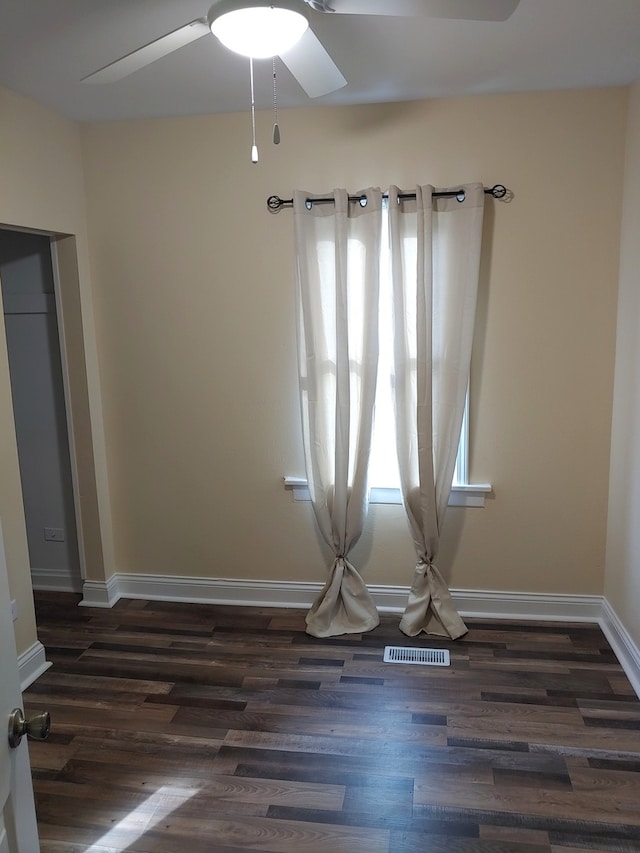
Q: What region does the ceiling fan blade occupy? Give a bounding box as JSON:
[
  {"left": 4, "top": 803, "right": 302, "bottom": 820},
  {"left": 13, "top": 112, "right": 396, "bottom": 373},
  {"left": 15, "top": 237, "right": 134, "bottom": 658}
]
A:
[
  {"left": 279, "top": 29, "right": 347, "bottom": 98},
  {"left": 82, "top": 19, "right": 210, "bottom": 84},
  {"left": 321, "top": 0, "right": 520, "bottom": 21}
]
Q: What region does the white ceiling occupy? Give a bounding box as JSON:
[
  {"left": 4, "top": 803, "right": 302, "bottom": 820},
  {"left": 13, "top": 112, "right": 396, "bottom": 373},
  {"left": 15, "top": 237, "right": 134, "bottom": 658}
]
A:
[{"left": 0, "top": 0, "right": 639, "bottom": 123}]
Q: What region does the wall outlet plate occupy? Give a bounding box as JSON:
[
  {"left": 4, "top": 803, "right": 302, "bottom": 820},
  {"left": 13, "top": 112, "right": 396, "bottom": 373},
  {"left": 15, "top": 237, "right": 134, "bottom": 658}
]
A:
[{"left": 44, "top": 527, "right": 65, "bottom": 542}]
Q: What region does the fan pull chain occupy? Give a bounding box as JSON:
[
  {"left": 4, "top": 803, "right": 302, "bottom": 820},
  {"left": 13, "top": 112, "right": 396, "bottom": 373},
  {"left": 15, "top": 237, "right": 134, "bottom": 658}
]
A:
[
  {"left": 272, "top": 58, "right": 280, "bottom": 144},
  {"left": 249, "top": 56, "right": 258, "bottom": 163}
]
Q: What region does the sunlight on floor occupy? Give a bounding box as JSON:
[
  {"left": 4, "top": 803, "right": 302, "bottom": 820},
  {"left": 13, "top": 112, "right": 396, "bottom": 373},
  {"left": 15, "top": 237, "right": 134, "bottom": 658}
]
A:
[{"left": 85, "top": 785, "right": 197, "bottom": 851}]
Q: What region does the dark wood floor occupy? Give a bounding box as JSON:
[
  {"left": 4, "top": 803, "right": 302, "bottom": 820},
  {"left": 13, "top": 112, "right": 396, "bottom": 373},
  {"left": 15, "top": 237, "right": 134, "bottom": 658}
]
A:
[{"left": 23, "top": 592, "right": 640, "bottom": 853}]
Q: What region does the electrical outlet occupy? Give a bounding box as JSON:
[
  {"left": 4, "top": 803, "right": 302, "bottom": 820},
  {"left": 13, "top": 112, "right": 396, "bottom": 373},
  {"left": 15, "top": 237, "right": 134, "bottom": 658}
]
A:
[
  {"left": 11, "top": 599, "right": 17, "bottom": 621},
  {"left": 44, "top": 527, "right": 65, "bottom": 542}
]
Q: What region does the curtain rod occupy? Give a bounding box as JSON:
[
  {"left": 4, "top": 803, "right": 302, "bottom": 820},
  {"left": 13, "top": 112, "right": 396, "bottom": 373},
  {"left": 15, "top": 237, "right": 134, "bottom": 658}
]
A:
[{"left": 267, "top": 184, "right": 507, "bottom": 213}]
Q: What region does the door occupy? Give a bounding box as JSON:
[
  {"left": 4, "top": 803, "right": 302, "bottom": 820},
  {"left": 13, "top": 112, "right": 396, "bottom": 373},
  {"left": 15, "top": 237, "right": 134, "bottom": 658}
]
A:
[{"left": 0, "top": 520, "right": 40, "bottom": 852}]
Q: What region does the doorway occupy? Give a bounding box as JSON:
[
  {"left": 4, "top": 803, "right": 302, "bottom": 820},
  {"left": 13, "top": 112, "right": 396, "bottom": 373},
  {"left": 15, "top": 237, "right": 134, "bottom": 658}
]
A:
[{"left": 0, "top": 229, "right": 82, "bottom": 592}]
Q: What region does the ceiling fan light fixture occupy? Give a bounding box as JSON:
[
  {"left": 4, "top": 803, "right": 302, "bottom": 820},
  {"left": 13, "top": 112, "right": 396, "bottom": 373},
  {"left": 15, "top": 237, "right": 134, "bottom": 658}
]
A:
[{"left": 209, "top": 5, "right": 309, "bottom": 59}]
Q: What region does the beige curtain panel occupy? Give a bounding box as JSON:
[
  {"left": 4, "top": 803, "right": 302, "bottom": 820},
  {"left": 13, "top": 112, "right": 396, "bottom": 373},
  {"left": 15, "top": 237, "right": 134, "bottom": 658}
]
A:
[
  {"left": 293, "top": 183, "right": 485, "bottom": 640},
  {"left": 293, "top": 188, "right": 382, "bottom": 638},
  {"left": 388, "top": 183, "right": 485, "bottom": 639}
]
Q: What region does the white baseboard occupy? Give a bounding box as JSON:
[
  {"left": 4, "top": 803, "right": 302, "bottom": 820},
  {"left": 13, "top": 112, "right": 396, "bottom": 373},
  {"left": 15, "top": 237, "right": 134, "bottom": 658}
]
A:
[
  {"left": 18, "top": 641, "right": 51, "bottom": 691},
  {"left": 453, "top": 588, "right": 604, "bottom": 622},
  {"left": 599, "top": 599, "right": 640, "bottom": 699},
  {"left": 79, "top": 575, "right": 120, "bottom": 608},
  {"left": 76, "top": 572, "right": 639, "bottom": 699},
  {"left": 31, "top": 566, "right": 83, "bottom": 594},
  {"left": 80, "top": 572, "right": 603, "bottom": 619},
  {"left": 93, "top": 574, "right": 327, "bottom": 609}
]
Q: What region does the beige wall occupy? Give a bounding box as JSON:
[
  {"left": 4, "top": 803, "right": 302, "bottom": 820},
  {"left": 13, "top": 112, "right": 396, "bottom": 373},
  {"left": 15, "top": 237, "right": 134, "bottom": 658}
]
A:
[
  {"left": 605, "top": 80, "right": 640, "bottom": 650},
  {"left": 0, "top": 86, "right": 111, "bottom": 656},
  {"left": 82, "top": 87, "right": 626, "bottom": 596}
]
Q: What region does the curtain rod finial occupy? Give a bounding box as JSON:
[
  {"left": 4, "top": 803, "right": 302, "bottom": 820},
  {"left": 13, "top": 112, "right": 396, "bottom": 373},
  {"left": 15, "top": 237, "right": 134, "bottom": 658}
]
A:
[{"left": 267, "top": 195, "right": 285, "bottom": 212}]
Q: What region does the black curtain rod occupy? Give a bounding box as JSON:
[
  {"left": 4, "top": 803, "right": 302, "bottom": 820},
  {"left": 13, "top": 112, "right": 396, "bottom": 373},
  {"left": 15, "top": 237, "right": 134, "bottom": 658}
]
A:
[{"left": 267, "top": 184, "right": 507, "bottom": 212}]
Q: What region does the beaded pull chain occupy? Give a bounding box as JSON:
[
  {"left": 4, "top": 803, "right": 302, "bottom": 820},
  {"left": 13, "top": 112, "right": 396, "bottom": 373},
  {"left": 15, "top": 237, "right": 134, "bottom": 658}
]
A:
[{"left": 272, "top": 57, "right": 281, "bottom": 145}]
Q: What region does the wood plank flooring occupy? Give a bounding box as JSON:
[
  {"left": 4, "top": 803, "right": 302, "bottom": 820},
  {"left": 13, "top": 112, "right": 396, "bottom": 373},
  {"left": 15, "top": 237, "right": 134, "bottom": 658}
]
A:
[{"left": 23, "top": 592, "right": 640, "bottom": 853}]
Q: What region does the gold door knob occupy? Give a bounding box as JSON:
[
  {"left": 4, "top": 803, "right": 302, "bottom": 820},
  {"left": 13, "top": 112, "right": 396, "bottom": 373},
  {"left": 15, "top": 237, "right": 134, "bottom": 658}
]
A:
[{"left": 7, "top": 708, "right": 50, "bottom": 749}]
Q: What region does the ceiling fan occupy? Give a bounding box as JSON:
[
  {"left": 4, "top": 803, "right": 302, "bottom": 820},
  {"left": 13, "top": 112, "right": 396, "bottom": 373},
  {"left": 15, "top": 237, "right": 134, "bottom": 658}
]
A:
[{"left": 82, "top": 0, "right": 521, "bottom": 99}]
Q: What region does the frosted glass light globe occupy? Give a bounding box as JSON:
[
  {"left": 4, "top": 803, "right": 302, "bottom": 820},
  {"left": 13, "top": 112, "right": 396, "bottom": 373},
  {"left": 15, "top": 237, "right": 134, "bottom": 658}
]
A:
[{"left": 210, "top": 6, "right": 308, "bottom": 59}]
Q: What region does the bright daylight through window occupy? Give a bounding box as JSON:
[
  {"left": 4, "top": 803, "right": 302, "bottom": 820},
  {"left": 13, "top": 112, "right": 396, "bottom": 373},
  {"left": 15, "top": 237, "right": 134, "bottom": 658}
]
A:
[{"left": 368, "top": 202, "right": 470, "bottom": 502}]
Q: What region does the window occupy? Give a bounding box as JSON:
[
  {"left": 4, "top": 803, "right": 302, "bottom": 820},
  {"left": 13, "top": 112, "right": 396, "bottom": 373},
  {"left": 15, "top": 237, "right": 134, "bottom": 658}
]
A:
[{"left": 285, "top": 199, "right": 491, "bottom": 508}]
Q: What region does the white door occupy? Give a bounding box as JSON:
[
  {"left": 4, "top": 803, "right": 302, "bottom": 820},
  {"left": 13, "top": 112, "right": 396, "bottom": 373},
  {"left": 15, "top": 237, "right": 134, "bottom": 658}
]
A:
[{"left": 0, "top": 521, "right": 40, "bottom": 852}]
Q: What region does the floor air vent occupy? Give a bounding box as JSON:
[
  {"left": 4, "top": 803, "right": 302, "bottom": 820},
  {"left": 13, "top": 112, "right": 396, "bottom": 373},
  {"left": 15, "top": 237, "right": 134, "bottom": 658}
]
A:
[{"left": 383, "top": 646, "right": 450, "bottom": 666}]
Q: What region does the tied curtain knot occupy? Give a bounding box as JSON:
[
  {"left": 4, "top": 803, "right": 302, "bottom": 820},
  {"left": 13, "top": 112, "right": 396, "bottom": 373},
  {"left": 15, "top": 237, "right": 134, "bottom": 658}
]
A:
[
  {"left": 399, "top": 558, "right": 468, "bottom": 640},
  {"left": 305, "top": 554, "right": 380, "bottom": 639}
]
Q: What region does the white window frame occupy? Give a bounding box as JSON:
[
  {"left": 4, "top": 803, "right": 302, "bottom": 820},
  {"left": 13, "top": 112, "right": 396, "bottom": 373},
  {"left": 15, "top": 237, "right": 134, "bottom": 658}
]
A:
[
  {"left": 285, "top": 390, "right": 492, "bottom": 507},
  {"left": 284, "top": 476, "right": 491, "bottom": 507}
]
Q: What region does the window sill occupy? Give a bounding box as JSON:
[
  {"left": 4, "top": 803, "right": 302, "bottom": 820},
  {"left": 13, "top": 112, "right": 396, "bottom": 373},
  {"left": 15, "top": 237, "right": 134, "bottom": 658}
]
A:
[{"left": 283, "top": 477, "right": 492, "bottom": 507}]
